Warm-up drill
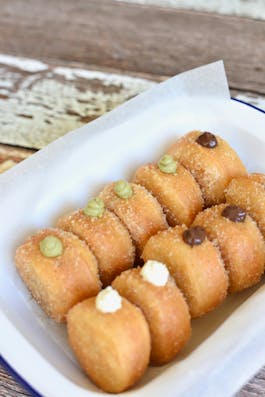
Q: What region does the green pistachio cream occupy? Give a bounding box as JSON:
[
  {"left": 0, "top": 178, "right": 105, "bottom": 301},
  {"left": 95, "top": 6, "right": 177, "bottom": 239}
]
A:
[
  {"left": 84, "top": 197, "right": 105, "bottom": 218},
  {"left": 114, "top": 180, "right": 133, "bottom": 199},
  {"left": 39, "top": 235, "right": 63, "bottom": 258},
  {"left": 158, "top": 154, "right": 178, "bottom": 174}
]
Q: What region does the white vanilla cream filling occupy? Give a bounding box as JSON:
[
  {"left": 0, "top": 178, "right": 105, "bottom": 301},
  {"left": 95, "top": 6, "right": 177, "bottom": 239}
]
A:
[
  {"left": 96, "top": 286, "right": 122, "bottom": 313},
  {"left": 140, "top": 260, "right": 169, "bottom": 287}
]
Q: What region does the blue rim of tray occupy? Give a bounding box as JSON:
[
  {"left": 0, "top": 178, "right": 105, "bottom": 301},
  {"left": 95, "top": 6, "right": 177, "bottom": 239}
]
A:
[
  {"left": 0, "top": 356, "right": 43, "bottom": 397},
  {"left": 231, "top": 97, "right": 265, "bottom": 114},
  {"left": 0, "top": 96, "right": 264, "bottom": 397}
]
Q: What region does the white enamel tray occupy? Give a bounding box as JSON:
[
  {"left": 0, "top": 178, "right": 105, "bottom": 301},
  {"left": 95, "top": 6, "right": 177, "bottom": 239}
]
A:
[{"left": 0, "top": 62, "right": 265, "bottom": 397}]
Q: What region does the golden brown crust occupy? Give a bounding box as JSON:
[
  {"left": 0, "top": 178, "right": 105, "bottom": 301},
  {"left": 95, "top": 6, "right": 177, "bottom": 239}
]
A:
[
  {"left": 57, "top": 209, "right": 135, "bottom": 287},
  {"left": 225, "top": 175, "right": 265, "bottom": 238},
  {"left": 193, "top": 204, "right": 265, "bottom": 292},
  {"left": 133, "top": 163, "right": 203, "bottom": 226},
  {"left": 67, "top": 297, "right": 151, "bottom": 393},
  {"left": 142, "top": 226, "right": 228, "bottom": 317},
  {"left": 167, "top": 131, "right": 247, "bottom": 206},
  {"left": 15, "top": 228, "right": 101, "bottom": 322},
  {"left": 112, "top": 268, "right": 191, "bottom": 365},
  {"left": 250, "top": 173, "right": 265, "bottom": 186},
  {"left": 99, "top": 182, "right": 168, "bottom": 254}
]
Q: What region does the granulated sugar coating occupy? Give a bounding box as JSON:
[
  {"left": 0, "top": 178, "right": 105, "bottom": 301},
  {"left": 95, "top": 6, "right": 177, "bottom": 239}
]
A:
[
  {"left": 225, "top": 175, "right": 265, "bottom": 238},
  {"left": 99, "top": 182, "right": 168, "bottom": 254},
  {"left": 250, "top": 173, "right": 265, "bottom": 186},
  {"left": 168, "top": 131, "right": 247, "bottom": 207},
  {"left": 193, "top": 204, "right": 265, "bottom": 293},
  {"left": 142, "top": 225, "right": 228, "bottom": 318},
  {"left": 13, "top": 127, "right": 265, "bottom": 393},
  {"left": 57, "top": 208, "right": 135, "bottom": 287},
  {"left": 133, "top": 162, "right": 203, "bottom": 226},
  {"left": 15, "top": 228, "right": 101, "bottom": 322},
  {"left": 112, "top": 266, "right": 191, "bottom": 365}
]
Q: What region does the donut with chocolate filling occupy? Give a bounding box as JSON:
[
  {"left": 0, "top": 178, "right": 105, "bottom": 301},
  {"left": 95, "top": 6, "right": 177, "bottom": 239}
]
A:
[
  {"left": 167, "top": 131, "right": 247, "bottom": 206},
  {"left": 193, "top": 204, "right": 265, "bottom": 292},
  {"left": 225, "top": 174, "right": 265, "bottom": 238},
  {"left": 142, "top": 225, "right": 228, "bottom": 317}
]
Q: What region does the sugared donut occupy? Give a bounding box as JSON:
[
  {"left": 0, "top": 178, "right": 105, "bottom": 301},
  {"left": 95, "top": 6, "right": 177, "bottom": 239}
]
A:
[
  {"left": 99, "top": 180, "right": 168, "bottom": 254},
  {"left": 142, "top": 225, "right": 228, "bottom": 317},
  {"left": 112, "top": 260, "right": 191, "bottom": 365},
  {"left": 167, "top": 131, "right": 247, "bottom": 206},
  {"left": 193, "top": 204, "right": 265, "bottom": 292},
  {"left": 57, "top": 198, "right": 135, "bottom": 286},
  {"left": 133, "top": 154, "right": 203, "bottom": 226},
  {"left": 67, "top": 287, "right": 150, "bottom": 393},
  {"left": 225, "top": 174, "right": 265, "bottom": 238},
  {"left": 250, "top": 173, "right": 265, "bottom": 185},
  {"left": 15, "top": 228, "right": 101, "bottom": 322}
]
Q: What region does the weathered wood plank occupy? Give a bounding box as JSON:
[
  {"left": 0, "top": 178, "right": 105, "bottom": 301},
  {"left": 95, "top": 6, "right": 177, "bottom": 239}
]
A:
[
  {"left": 0, "top": 144, "right": 34, "bottom": 173},
  {"left": 0, "top": 366, "right": 31, "bottom": 397},
  {"left": 0, "top": 144, "right": 34, "bottom": 162},
  {"left": 0, "top": 55, "right": 155, "bottom": 148},
  {"left": 0, "top": 54, "right": 264, "bottom": 151},
  {"left": 236, "top": 368, "right": 265, "bottom": 396},
  {"left": 0, "top": 0, "right": 264, "bottom": 94},
  {"left": 1, "top": 61, "right": 265, "bottom": 396}
]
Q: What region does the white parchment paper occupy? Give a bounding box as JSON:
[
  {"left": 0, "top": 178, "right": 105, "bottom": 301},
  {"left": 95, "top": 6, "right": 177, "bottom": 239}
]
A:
[{"left": 0, "top": 61, "right": 265, "bottom": 397}]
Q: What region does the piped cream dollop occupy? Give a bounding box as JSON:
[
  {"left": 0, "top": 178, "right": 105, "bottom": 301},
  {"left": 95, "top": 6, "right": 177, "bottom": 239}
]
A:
[
  {"left": 84, "top": 197, "right": 105, "bottom": 218},
  {"left": 140, "top": 260, "right": 169, "bottom": 287},
  {"left": 39, "top": 235, "right": 63, "bottom": 258},
  {"left": 96, "top": 286, "right": 122, "bottom": 313},
  {"left": 158, "top": 154, "right": 177, "bottom": 174},
  {"left": 114, "top": 180, "right": 133, "bottom": 199}
]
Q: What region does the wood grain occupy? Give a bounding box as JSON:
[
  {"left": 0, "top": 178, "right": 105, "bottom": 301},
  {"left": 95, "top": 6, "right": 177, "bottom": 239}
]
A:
[
  {"left": 236, "top": 369, "right": 265, "bottom": 396},
  {"left": 0, "top": 53, "right": 264, "bottom": 396},
  {"left": 0, "top": 0, "right": 264, "bottom": 94},
  {"left": 0, "top": 55, "right": 154, "bottom": 148},
  {"left": 0, "top": 366, "right": 31, "bottom": 397},
  {"left": 0, "top": 54, "right": 264, "bottom": 151},
  {"left": 0, "top": 144, "right": 34, "bottom": 173},
  {"left": 0, "top": 1, "right": 265, "bottom": 395}
]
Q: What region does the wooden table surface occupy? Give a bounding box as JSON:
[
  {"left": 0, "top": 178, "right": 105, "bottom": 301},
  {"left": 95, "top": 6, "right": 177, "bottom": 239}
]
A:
[{"left": 0, "top": 1, "right": 264, "bottom": 396}]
